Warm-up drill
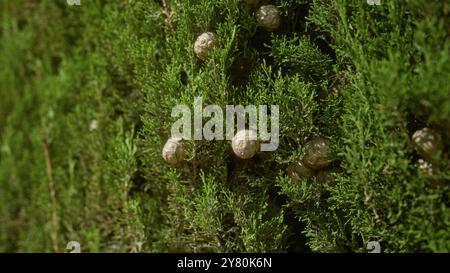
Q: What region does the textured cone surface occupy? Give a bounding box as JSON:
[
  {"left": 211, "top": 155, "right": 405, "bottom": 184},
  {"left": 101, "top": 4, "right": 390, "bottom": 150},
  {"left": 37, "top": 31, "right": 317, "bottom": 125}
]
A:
[
  {"left": 194, "top": 32, "right": 217, "bottom": 60},
  {"left": 287, "top": 157, "right": 315, "bottom": 181},
  {"left": 256, "top": 5, "right": 281, "bottom": 31},
  {"left": 412, "top": 128, "right": 443, "bottom": 160},
  {"left": 162, "top": 137, "right": 185, "bottom": 165},
  {"left": 232, "top": 129, "right": 259, "bottom": 159},
  {"left": 303, "top": 137, "right": 331, "bottom": 170}
]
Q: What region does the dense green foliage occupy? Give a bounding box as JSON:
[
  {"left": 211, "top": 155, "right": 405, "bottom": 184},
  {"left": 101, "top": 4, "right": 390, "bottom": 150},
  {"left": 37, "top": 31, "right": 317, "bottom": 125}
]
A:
[{"left": 0, "top": 0, "right": 449, "bottom": 252}]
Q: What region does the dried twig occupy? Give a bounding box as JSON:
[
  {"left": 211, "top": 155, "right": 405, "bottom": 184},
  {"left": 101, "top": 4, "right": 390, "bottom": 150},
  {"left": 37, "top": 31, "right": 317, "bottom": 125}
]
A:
[
  {"left": 193, "top": 156, "right": 197, "bottom": 184},
  {"left": 42, "top": 134, "right": 59, "bottom": 253},
  {"left": 162, "top": 0, "right": 174, "bottom": 34}
]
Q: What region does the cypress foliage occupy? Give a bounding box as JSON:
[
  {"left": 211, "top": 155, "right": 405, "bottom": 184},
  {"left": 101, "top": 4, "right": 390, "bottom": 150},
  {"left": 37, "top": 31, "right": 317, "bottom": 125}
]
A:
[{"left": 0, "top": 0, "right": 449, "bottom": 252}]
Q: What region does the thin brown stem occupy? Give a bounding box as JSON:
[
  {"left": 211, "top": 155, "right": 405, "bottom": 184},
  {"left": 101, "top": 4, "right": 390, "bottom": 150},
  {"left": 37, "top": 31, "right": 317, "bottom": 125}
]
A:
[
  {"left": 42, "top": 134, "right": 59, "bottom": 253},
  {"left": 162, "top": 0, "right": 174, "bottom": 35}
]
